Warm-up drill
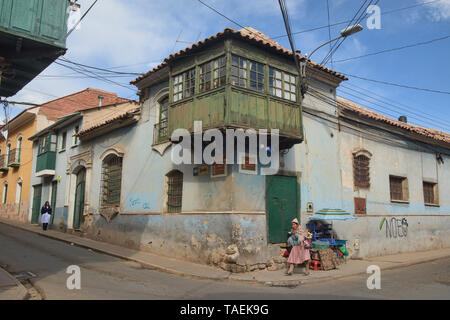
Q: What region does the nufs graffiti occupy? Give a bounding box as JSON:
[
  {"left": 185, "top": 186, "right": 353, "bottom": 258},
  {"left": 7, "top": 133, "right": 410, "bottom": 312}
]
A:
[{"left": 379, "top": 217, "right": 408, "bottom": 238}]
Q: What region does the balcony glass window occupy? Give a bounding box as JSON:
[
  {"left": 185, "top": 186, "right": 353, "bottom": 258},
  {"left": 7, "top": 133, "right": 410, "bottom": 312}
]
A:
[
  {"left": 250, "top": 60, "right": 264, "bottom": 93},
  {"left": 231, "top": 55, "right": 247, "bottom": 88},
  {"left": 213, "top": 56, "right": 226, "bottom": 89},
  {"left": 173, "top": 74, "right": 183, "bottom": 102},
  {"left": 184, "top": 68, "right": 195, "bottom": 98},
  {"left": 159, "top": 97, "right": 169, "bottom": 140},
  {"left": 172, "top": 68, "right": 196, "bottom": 102},
  {"left": 269, "top": 67, "right": 297, "bottom": 102},
  {"left": 38, "top": 134, "right": 57, "bottom": 155},
  {"left": 199, "top": 62, "right": 212, "bottom": 92},
  {"left": 199, "top": 56, "right": 226, "bottom": 93}
]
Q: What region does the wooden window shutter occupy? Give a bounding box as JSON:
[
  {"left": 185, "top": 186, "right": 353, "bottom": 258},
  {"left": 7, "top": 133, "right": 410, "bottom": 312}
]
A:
[{"left": 354, "top": 197, "right": 366, "bottom": 215}]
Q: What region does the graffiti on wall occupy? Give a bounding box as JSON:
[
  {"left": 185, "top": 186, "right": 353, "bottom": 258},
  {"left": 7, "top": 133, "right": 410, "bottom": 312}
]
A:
[
  {"left": 125, "top": 193, "right": 157, "bottom": 212},
  {"left": 379, "top": 217, "right": 408, "bottom": 238}
]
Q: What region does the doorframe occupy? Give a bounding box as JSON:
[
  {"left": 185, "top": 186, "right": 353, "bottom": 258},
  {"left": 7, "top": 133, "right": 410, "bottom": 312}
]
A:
[
  {"left": 30, "top": 184, "right": 42, "bottom": 224},
  {"left": 67, "top": 150, "right": 92, "bottom": 230},
  {"left": 265, "top": 170, "right": 302, "bottom": 245}
]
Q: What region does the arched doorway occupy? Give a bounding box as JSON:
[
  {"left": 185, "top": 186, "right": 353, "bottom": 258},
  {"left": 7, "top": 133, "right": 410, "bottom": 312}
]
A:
[{"left": 73, "top": 167, "right": 86, "bottom": 229}]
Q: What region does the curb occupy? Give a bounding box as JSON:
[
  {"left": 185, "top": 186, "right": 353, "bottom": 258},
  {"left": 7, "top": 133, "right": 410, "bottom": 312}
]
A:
[{"left": 0, "top": 267, "right": 30, "bottom": 300}]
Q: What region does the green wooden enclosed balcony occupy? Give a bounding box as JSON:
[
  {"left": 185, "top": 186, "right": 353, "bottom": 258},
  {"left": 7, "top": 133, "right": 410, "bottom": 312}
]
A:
[
  {"left": 154, "top": 41, "right": 304, "bottom": 149},
  {"left": 35, "top": 133, "right": 57, "bottom": 177},
  {"left": 0, "top": 0, "right": 70, "bottom": 97}
]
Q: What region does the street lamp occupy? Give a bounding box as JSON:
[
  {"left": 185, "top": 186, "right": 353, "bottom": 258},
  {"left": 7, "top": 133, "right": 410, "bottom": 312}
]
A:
[{"left": 306, "top": 24, "right": 363, "bottom": 60}]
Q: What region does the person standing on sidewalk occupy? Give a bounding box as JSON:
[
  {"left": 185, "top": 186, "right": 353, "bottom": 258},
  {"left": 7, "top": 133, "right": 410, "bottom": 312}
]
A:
[
  {"left": 286, "top": 218, "right": 311, "bottom": 276},
  {"left": 41, "top": 201, "right": 52, "bottom": 231}
]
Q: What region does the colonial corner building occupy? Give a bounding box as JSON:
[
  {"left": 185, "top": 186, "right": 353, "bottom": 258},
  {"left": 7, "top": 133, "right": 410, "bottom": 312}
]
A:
[{"left": 1, "top": 27, "right": 449, "bottom": 271}]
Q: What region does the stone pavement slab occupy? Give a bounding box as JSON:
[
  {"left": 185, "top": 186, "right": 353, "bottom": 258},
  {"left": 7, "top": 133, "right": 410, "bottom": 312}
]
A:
[{"left": 0, "top": 267, "right": 28, "bottom": 300}]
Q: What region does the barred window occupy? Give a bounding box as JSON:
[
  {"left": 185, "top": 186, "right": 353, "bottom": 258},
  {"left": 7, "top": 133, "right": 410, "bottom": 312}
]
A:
[
  {"left": 101, "top": 155, "right": 123, "bottom": 206},
  {"left": 354, "top": 155, "right": 370, "bottom": 188},
  {"left": 389, "top": 176, "right": 409, "bottom": 202},
  {"left": 423, "top": 182, "right": 439, "bottom": 206},
  {"left": 166, "top": 170, "right": 183, "bottom": 213},
  {"left": 269, "top": 67, "right": 297, "bottom": 102}
]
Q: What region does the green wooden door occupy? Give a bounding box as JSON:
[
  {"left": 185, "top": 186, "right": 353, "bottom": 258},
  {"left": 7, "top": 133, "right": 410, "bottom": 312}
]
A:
[
  {"left": 266, "top": 175, "right": 299, "bottom": 244},
  {"left": 50, "top": 181, "right": 57, "bottom": 224},
  {"left": 73, "top": 169, "right": 86, "bottom": 230},
  {"left": 31, "top": 185, "right": 42, "bottom": 224}
]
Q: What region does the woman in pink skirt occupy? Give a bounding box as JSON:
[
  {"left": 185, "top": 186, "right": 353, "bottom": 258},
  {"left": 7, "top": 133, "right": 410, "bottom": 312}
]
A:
[{"left": 286, "top": 218, "right": 311, "bottom": 275}]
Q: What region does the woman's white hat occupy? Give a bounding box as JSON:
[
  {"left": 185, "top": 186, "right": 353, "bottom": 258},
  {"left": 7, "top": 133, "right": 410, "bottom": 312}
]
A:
[{"left": 292, "top": 218, "right": 299, "bottom": 224}]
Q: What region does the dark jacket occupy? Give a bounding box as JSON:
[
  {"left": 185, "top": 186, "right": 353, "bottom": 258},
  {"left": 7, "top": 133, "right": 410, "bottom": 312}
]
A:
[{"left": 41, "top": 205, "right": 52, "bottom": 215}]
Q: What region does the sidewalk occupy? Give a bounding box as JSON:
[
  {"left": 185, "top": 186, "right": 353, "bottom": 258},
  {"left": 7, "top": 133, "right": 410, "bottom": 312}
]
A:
[
  {"left": 0, "top": 266, "right": 28, "bottom": 300},
  {"left": 1, "top": 218, "right": 450, "bottom": 287}
]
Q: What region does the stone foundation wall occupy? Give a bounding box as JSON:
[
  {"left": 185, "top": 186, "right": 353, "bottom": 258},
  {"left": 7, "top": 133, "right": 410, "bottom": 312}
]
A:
[{"left": 0, "top": 203, "right": 29, "bottom": 223}]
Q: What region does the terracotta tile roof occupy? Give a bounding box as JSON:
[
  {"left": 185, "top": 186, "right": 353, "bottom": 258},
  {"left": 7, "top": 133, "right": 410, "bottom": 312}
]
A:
[
  {"left": 76, "top": 105, "right": 140, "bottom": 137},
  {"left": 39, "top": 88, "right": 130, "bottom": 121},
  {"left": 131, "top": 27, "right": 347, "bottom": 85},
  {"left": 338, "top": 97, "right": 450, "bottom": 145}
]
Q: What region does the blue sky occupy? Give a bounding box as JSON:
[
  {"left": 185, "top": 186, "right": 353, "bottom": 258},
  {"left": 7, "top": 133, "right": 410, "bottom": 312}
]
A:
[{"left": 8, "top": 0, "right": 450, "bottom": 133}]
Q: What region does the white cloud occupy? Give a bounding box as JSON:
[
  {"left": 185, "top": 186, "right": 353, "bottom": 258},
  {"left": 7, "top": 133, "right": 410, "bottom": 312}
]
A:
[{"left": 426, "top": 0, "right": 450, "bottom": 21}]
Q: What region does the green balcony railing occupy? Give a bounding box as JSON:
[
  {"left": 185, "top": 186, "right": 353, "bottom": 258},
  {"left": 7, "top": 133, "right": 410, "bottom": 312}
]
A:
[
  {"left": 36, "top": 151, "right": 56, "bottom": 173},
  {"left": 7, "top": 148, "right": 20, "bottom": 167},
  {"left": 0, "top": 154, "right": 8, "bottom": 171}
]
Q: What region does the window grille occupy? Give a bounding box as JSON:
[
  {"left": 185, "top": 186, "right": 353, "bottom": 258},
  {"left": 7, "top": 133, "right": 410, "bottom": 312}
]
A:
[
  {"left": 354, "top": 155, "right": 370, "bottom": 188},
  {"left": 101, "top": 155, "right": 123, "bottom": 206},
  {"left": 167, "top": 170, "right": 183, "bottom": 213}
]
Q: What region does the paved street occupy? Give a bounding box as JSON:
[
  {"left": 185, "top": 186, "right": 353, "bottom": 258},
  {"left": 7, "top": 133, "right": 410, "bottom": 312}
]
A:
[{"left": 0, "top": 223, "right": 449, "bottom": 300}]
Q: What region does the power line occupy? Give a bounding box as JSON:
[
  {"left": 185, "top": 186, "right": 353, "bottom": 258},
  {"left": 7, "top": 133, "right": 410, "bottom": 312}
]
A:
[
  {"left": 342, "top": 72, "right": 450, "bottom": 95},
  {"left": 344, "top": 82, "right": 449, "bottom": 120},
  {"left": 54, "top": 61, "right": 138, "bottom": 92},
  {"left": 320, "top": 0, "right": 371, "bottom": 65},
  {"left": 58, "top": 57, "right": 143, "bottom": 76},
  {"left": 338, "top": 88, "right": 450, "bottom": 131},
  {"left": 271, "top": 0, "right": 442, "bottom": 40},
  {"left": 339, "top": 85, "right": 450, "bottom": 130},
  {"left": 322, "top": 0, "right": 379, "bottom": 66},
  {"left": 334, "top": 34, "right": 450, "bottom": 63}
]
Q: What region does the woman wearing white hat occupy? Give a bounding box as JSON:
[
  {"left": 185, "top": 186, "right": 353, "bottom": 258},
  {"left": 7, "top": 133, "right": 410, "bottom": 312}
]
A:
[{"left": 286, "top": 218, "right": 311, "bottom": 276}]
